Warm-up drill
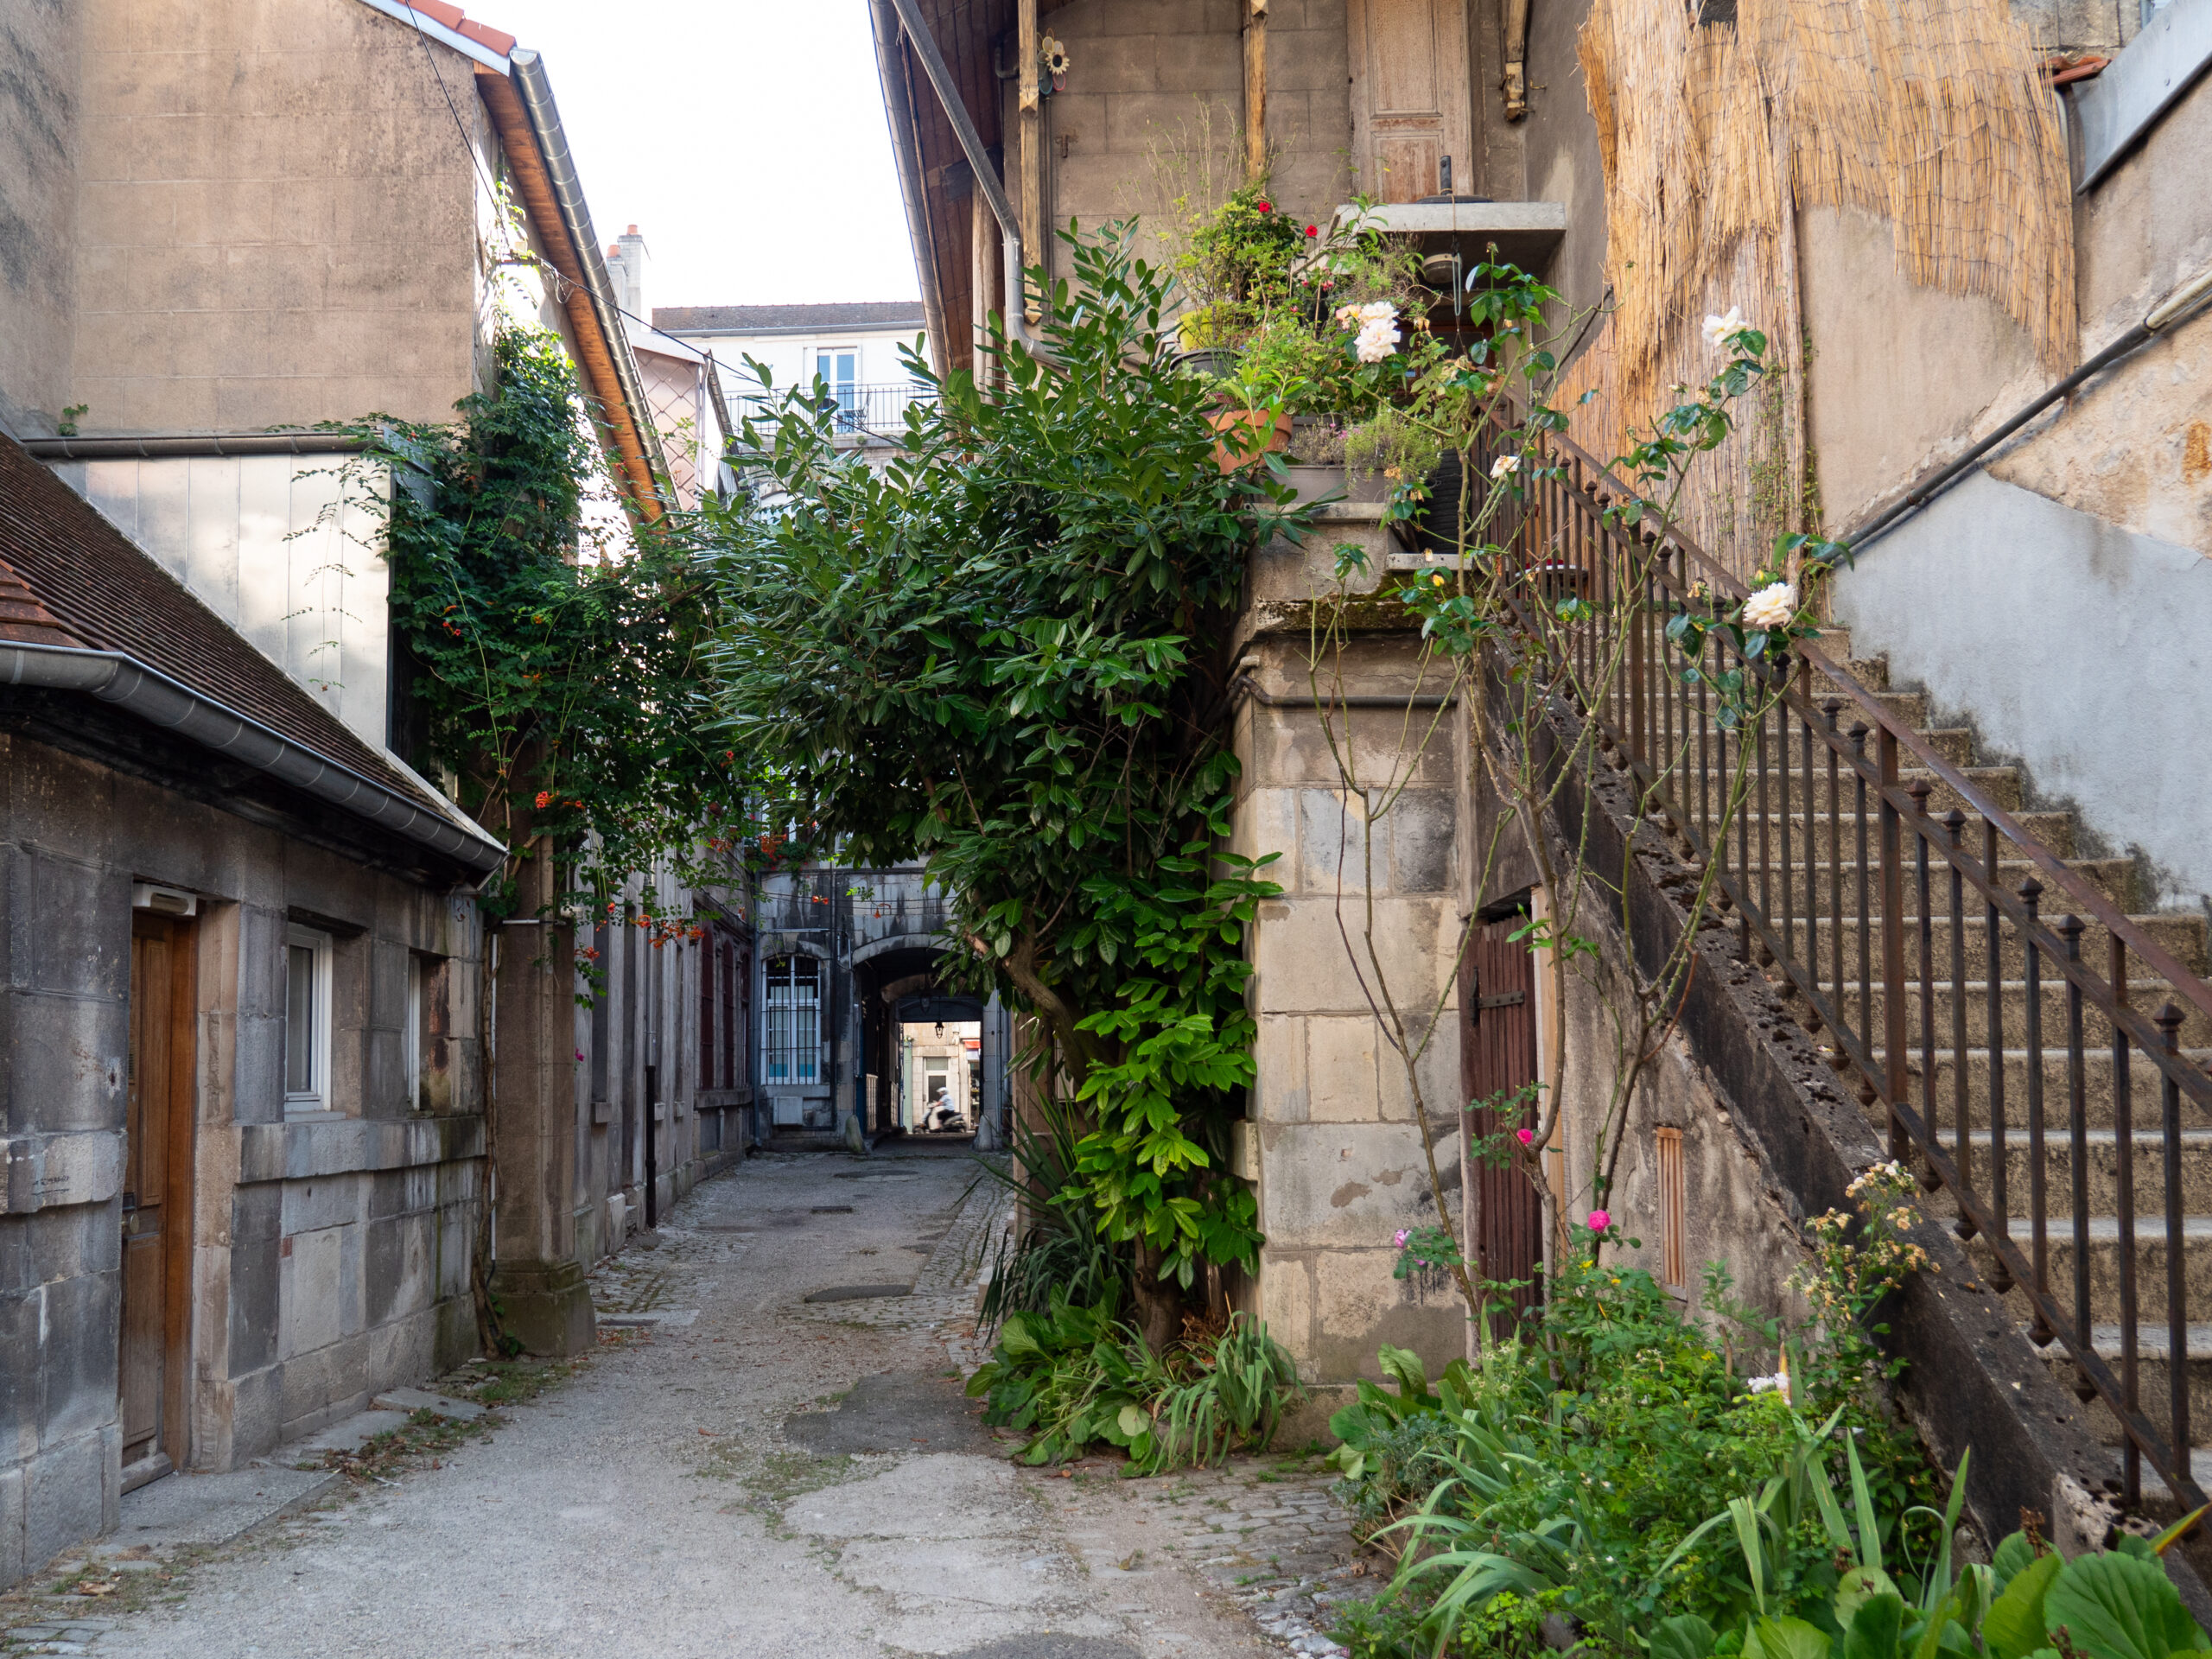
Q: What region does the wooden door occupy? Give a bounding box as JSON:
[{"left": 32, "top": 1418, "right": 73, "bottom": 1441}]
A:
[
  {"left": 1349, "top": 0, "right": 1476, "bottom": 202},
  {"left": 1461, "top": 916, "right": 1543, "bottom": 1337},
  {"left": 124, "top": 913, "right": 194, "bottom": 1477}
]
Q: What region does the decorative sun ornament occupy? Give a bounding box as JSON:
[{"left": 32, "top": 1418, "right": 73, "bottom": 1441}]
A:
[{"left": 1041, "top": 35, "right": 1071, "bottom": 92}]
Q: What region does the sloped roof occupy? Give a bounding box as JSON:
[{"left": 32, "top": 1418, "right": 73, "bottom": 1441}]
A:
[
  {"left": 0, "top": 433, "right": 491, "bottom": 853},
  {"left": 653, "top": 302, "right": 928, "bottom": 335}
]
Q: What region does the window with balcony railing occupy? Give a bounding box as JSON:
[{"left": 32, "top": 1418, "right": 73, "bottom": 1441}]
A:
[{"left": 762, "top": 954, "right": 822, "bottom": 1085}]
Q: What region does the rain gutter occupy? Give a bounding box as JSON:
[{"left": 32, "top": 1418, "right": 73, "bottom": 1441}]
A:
[
  {"left": 0, "top": 643, "right": 506, "bottom": 874},
  {"left": 869, "top": 0, "right": 954, "bottom": 376},
  {"left": 22, "top": 433, "right": 369, "bottom": 461}
]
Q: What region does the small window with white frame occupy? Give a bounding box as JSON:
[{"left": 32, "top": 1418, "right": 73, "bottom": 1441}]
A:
[{"left": 284, "top": 924, "right": 334, "bottom": 1116}]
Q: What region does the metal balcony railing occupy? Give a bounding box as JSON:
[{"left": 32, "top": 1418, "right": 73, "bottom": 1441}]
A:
[
  {"left": 738, "top": 383, "right": 938, "bottom": 443},
  {"left": 1473, "top": 412, "right": 2212, "bottom": 1519}
]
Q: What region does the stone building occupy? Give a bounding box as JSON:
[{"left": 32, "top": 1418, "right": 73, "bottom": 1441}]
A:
[
  {"left": 871, "top": 0, "right": 2212, "bottom": 1548},
  {"left": 0, "top": 0, "right": 740, "bottom": 1586}
]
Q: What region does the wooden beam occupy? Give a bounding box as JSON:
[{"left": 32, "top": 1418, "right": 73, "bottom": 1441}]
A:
[
  {"left": 1245, "top": 0, "right": 1269, "bottom": 182},
  {"left": 1018, "top": 0, "right": 1042, "bottom": 325},
  {"left": 474, "top": 66, "right": 663, "bottom": 522}
]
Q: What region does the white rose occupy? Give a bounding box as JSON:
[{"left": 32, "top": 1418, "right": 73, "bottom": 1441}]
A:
[
  {"left": 1740, "top": 580, "right": 1796, "bottom": 630},
  {"left": 1701, "top": 306, "right": 1749, "bottom": 353},
  {"left": 1354, "top": 323, "right": 1398, "bottom": 364},
  {"left": 1490, "top": 454, "right": 1522, "bottom": 481},
  {"left": 1357, "top": 301, "right": 1397, "bottom": 324}
]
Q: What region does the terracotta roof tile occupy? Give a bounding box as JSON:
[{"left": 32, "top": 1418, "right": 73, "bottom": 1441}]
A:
[
  {"left": 407, "top": 0, "right": 466, "bottom": 28},
  {"left": 0, "top": 432, "right": 463, "bottom": 827},
  {"left": 457, "top": 17, "right": 517, "bottom": 54}
]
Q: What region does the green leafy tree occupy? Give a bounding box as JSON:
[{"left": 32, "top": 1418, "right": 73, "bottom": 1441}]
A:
[{"left": 700, "top": 226, "right": 1317, "bottom": 1343}]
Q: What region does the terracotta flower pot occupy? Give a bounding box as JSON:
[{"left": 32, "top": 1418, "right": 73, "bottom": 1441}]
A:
[{"left": 1205, "top": 407, "right": 1294, "bottom": 473}]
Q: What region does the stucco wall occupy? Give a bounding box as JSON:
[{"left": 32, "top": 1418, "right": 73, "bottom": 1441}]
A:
[
  {"left": 0, "top": 0, "right": 81, "bottom": 436},
  {"left": 0, "top": 728, "right": 483, "bottom": 1586},
  {"left": 1832, "top": 468, "right": 2212, "bottom": 912},
  {"left": 60, "top": 0, "right": 482, "bottom": 433},
  {"left": 1517, "top": 0, "right": 1609, "bottom": 323}
]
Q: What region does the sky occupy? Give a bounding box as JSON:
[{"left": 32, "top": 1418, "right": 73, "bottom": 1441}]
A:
[{"left": 494, "top": 1, "right": 922, "bottom": 313}]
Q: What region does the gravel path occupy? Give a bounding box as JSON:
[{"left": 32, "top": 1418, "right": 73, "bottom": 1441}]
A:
[{"left": 3, "top": 1147, "right": 1376, "bottom": 1659}]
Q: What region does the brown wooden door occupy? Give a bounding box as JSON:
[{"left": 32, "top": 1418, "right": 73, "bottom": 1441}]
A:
[
  {"left": 1462, "top": 917, "right": 1543, "bottom": 1337},
  {"left": 124, "top": 913, "right": 194, "bottom": 1476},
  {"left": 1349, "top": 0, "right": 1475, "bottom": 202}
]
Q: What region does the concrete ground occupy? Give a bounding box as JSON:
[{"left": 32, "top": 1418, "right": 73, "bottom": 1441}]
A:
[{"left": 3, "top": 1147, "right": 1376, "bottom": 1659}]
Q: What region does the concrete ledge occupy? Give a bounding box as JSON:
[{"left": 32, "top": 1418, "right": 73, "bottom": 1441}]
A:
[
  {"left": 237, "top": 1114, "right": 486, "bottom": 1185},
  {"left": 2077, "top": 0, "right": 2212, "bottom": 191}
]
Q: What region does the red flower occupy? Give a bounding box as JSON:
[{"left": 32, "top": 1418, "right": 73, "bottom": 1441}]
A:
[
  {"left": 1306, "top": 224, "right": 1319, "bottom": 237},
  {"left": 534, "top": 791, "right": 552, "bottom": 810},
  {"left": 1256, "top": 200, "right": 1272, "bottom": 213}
]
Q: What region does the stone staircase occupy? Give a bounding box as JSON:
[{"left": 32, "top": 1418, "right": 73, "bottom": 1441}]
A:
[{"left": 1719, "top": 628, "right": 2212, "bottom": 1492}]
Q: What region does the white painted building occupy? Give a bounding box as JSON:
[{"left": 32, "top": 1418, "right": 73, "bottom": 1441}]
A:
[{"left": 650, "top": 302, "right": 933, "bottom": 450}]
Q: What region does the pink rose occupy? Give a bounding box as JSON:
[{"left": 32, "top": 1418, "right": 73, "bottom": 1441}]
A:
[
  {"left": 1516, "top": 1128, "right": 1535, "bottom": 1146},
  {"left": 1393, "top": 1229, "right": 1410, "bottom": 1249},
  {"left": 1586, "top": 1210, "right": 1611, "bottom": 1232}
]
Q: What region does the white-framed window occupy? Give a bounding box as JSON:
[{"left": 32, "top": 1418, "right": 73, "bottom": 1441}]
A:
[
  {"left": 284, "top": 925, "right": 334, "bottom": 1116},
  {"left": 812, "top": 346, "right": 860, "bottom": 429},
  {"left": 763, "top": 955, "right": 822, "bottom": 1085}
]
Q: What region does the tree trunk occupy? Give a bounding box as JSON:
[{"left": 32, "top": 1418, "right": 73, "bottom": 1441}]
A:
[{"left": 1130, "top": 1244, "right": 1183, "bottom": 1352}]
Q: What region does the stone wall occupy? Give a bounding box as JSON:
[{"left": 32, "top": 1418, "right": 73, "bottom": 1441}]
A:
[
  {"left": 0, "top": 728, "right": 484, "bottom": 1586},
  {"left": 1232, "top": 495, "right": 1467, "bottom": 1414}
]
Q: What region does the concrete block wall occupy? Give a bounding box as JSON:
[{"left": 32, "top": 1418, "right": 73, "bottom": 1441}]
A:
[
  {"left": 0, "top": 732, "right": 484, "bottom": 1583},
  {"left": 1020, "top": 0, "right": 1353, "bottom": 289}
]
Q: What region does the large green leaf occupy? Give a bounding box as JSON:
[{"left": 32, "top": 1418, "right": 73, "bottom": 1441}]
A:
[
  {"left": 1747, "top": 1616, "right": 1833, "bottom": 1659},
  {"left": 1652, "top": 1614, "right": 1719, "bottom": 1659},
  {"left": 2044, "top": 1551, "right": 2209, "bottom": 1659},
  {"left": 1841, "top": 1593, "right": 1909, "bottom": 1659},
  {"left": 1984, "top": 1552, "right": 2063, "bottom": 1659}
]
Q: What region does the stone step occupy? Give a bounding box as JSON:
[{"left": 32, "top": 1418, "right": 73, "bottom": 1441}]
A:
[
  {"left": 1971, "top": 1216, "right": 2212, "bottom": 1322},
  {"left": 1676, "top": 763, "right": 2024, "bottom": 817},
  {"left": 1718, "top": 855, "right": 2139, "bottom": 918},
  {"left": 1845, "top": 1046, "right": 2212, "bottom": 1127},
  {"left": 1956, "top": 1128, "right": 2212, "bottom": 1217},
  {"left": 2041, "top": 1325, "right": 2212, "bottom": 1448},
  {"left": 1811, "top": 912, "right": 2207, "bottom": 981},
  {"left": 1844, "top": 979, "right": 2212, "bottom": 1051},
  {"left": 1716, "top": 810, "right": 2079, "bottom": 861},
  {"left": 1681, "top": 727, "right": 1980, "bottom": 773}
]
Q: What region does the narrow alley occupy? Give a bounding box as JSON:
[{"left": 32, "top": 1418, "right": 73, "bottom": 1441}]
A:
[{"left": 3, "top": 1151, "right": 1372, "bottom": 1659}]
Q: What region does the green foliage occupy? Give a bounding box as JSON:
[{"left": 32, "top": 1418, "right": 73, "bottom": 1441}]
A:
[
  {"left": 344, "top": 326, "right": 744, "bottom": 915},
  {"left": 964, "top": 1300, "right": 1302, "bottom": 1475},
  {"left": 704, "top": 224, "right": 1320, "bottom": 1296},
  {"left": 975, "top": 1096, "right": 1137, "bottom": 1335}
]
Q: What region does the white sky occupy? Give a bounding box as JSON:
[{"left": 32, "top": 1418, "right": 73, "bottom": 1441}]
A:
[{"left": 495, "top": 1, "right": 922, "bottom": 312}]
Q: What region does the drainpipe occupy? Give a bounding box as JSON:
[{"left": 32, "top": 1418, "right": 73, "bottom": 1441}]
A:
[
  {"left": 870, "top": 0, "right": 954, "bottom": 377},
  {"left": 881, "top": 0, "right": 1032, "bottom": 351},
  {"left": 507, "top": 50, "right": 672, "bottom": 512},
  {"left": 1848, "top": 258, "right": 2212, "bottom": 550}
]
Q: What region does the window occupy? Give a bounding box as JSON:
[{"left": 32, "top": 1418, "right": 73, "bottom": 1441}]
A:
[
  {"left": 404, "top": 954, "right": 424, "bottom": 1112},
  {"left": 284, "top": 925, "right": 333, "bottom": 1116},
  {"left": 813, "top": 346, "right": 859, "bottom": 429},
  {"left": 763, "top": 955, "right": 821, "bottom": 1085}
]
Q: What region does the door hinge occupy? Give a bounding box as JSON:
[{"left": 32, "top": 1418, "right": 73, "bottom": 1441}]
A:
[{"left": 1477, "top": 991, "right": 1527, "bottom": 1010}]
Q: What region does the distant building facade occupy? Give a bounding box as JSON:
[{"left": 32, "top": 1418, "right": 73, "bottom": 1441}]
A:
[{"left": 653, "top": 303, "right": 934, "bottom": 452}]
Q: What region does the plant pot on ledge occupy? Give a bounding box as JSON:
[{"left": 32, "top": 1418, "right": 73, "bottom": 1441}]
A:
[{"left": 1205, "top": 407, "right": 1294, "bottom": 473}]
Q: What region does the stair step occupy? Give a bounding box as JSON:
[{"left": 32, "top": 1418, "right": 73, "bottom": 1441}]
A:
[
  {"left": 1683, "top": 728, "right": 1980, "bottom": 772},
  {"left": 1843, "top": 980, "right": 2212, "bottom": 1050},
  {"left": 1839, "top": 1046, "right": 2212, "bottom": 1126},
  {"left": 1677, "top": 764, "right": 2024, "bottom": 816},
  {"left": 1714, "top": 855, "right": 2139, "bottom": 917},
  {"left": 1971, "top": 1217, "right": 2212, "bottom": 1320},
  {"left": 1808, "top": 912, "right": 2208, "bottom": 981},
  {"left": 2031, "top": 1327, "right": 2212, "bottom": 1451},
  {"left": 1719, "top": 810, "right": 2079, "bottom": 861},
  {"left": 1960, "top": 1128, "right": 2212, "bottom": 1217}
]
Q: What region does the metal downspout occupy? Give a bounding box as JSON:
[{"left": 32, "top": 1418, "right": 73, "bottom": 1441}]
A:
[
  {"left": 0, "top": 642, "right": 507, "bottom": 874},
  {"left": 869, "top": 0, "right": 954, "bottom": 378},
  {"left": 882, "top": 0, "right": 1031, "bottom": 350},
  {"left": 507, "top": 49, "right": 672, "bottom": 512}
]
